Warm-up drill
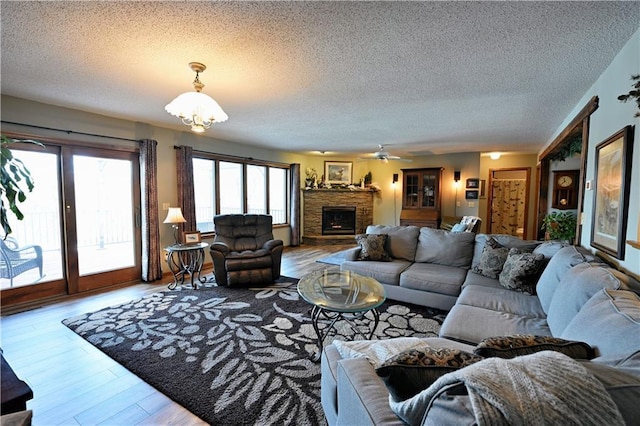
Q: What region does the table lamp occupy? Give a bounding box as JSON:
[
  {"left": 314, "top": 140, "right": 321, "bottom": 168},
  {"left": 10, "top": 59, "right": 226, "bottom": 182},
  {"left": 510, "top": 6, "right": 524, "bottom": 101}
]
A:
[{"left": 164, "top": 207, "right": 187, "bottom": 245}]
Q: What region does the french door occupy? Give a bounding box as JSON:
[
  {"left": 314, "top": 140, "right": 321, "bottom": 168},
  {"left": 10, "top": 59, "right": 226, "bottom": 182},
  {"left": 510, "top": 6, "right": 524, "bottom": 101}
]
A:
[{"left": 1, "top": 141, "right": 141, "bottom": 306}]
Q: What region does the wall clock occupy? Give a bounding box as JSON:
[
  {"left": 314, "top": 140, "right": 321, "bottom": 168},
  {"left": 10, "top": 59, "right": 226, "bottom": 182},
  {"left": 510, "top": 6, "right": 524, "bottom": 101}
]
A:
[{"left": 552, "top": 170, "right": 579, "bottom": 209}]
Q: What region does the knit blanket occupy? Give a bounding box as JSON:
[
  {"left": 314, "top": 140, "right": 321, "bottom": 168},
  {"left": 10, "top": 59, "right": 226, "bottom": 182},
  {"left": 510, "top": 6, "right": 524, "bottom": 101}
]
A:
[{"left": 390, "top": 351, "right": 624, "bottom": 426}]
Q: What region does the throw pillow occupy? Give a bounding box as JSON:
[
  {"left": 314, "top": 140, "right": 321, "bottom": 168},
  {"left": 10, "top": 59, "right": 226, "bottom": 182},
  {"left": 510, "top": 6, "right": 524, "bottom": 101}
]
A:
[
  {"left": 474, "top": 335, "right": 595, "bottom": 360},
  {"left": 471, "top": 237, "right": 509, "bottom": 279},
  {"left": 498, "top": 248, "right": 545, "bottom": 294},
  {"left": 375, "top": 347, "right": 483, "bottom": 402},
  {"left": 355, "top": 233, "right": 391, "bottom": 261},
  {"left": 450, "top": 223, "right": 467, "bottom": 233}
]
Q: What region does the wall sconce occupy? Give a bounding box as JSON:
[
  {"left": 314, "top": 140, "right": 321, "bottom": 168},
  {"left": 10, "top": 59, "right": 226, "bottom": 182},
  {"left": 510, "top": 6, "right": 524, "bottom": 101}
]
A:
[
  {"left": 163, "top": 207, "right": 187, "bottom": 245},
  {"left": 490, "top": 152, "right": 501, "bottom": 160},
  {"left": 454, "top": 171, "right": 461, "bottom": 182},
  {"left": 392, "top": 173, "right": 398, "bottom": 184}
]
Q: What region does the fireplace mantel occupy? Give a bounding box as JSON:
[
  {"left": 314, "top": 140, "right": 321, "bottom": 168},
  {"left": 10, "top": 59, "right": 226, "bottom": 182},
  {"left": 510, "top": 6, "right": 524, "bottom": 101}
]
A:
[{"left": 302, "top": 190, "right": 374, "bottom": 245}]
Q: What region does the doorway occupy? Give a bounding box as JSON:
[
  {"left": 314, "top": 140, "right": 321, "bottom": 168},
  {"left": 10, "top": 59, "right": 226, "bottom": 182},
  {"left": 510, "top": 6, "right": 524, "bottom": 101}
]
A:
[
  {"left": 1, "top": 142, "right": 141, "bottom": 306},
  {"left": 487, "top": 168, "right": 531, "bottom": 239}
]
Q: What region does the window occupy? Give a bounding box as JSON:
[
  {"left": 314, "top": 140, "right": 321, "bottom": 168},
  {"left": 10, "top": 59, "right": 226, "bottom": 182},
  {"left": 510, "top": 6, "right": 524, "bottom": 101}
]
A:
[{"left": 192, "top": 154, "right": 289, "bottom": 232}]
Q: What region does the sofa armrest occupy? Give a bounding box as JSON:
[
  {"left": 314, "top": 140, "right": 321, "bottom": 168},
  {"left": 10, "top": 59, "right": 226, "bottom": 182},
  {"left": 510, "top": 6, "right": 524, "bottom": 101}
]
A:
[
  {"left": 210, "top": 242, "right": 230, "bottom": 254},
  {"left": 336, "top": 358, "right": 403, "bottom": 426},
  {"left": 343, "top": 247, "right": 362, "bottom": 261},
  {"left": 263, "top": 239, "right": 284, "bottom": 251}
]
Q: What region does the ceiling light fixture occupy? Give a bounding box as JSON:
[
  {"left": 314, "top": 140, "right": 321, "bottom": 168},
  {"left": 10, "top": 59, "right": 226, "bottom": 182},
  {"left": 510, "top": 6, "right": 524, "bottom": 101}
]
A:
[
  {"left": 490, "top": 152, "right": 501, "bottom": 160},
  {"left": 165, "top": 62, "right": 228, "bottom": 133}
]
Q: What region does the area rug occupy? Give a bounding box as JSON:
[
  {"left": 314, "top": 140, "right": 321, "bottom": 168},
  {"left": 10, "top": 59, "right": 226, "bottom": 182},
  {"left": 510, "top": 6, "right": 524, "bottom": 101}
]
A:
[
  {"left": 62, "top": 278, "right": 446, "bottom": 425},
  {"left": 315, "top": 249, "right": 350, "bottom": 265}
]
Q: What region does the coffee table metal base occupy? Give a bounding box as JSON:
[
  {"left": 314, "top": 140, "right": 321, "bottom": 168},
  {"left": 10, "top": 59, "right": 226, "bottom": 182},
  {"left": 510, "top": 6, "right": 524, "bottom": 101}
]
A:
[{"left": 309, "top": 304, "right": 380, "bottom": 362}]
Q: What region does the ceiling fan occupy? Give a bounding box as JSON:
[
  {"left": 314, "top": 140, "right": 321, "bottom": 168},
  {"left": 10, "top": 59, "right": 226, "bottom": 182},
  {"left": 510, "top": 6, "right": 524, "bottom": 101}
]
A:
[{"left": 360, "top": 145, "right": 412, "bottom": 163}]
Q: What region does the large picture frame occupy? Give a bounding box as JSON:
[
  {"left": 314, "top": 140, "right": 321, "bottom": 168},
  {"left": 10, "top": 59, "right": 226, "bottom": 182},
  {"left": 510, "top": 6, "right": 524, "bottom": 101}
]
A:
[
  {"left": 325, "top": 161, "right": 352, "bottom": 185},
  {"left": 590, "top": 125, "right": 634, "bottom": 260}
]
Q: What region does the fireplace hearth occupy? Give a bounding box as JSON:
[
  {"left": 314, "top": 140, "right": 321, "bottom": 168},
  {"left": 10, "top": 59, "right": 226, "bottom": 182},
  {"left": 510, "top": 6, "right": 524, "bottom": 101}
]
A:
[{"left": 322, "top": 206, "right": 356, "bottom": 235}]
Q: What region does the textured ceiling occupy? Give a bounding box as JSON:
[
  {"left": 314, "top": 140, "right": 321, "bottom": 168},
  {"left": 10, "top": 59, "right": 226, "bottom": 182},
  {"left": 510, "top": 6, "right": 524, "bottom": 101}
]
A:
[{"left": 1, "top": 1, "right": 639, "bottom": 157}]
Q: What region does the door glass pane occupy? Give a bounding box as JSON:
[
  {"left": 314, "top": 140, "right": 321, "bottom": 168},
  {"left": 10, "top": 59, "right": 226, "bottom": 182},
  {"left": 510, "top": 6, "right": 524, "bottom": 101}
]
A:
[
  {"left": 73, "top": 155, "right": 135, "bottom": 275},
  {"left": 247, "top": 165, "right": 266, "bottom": 214},
  {"left": 1, "top": 150, "right": 63, "bottom": 289},
  {"left": 193, "top": 158, "right": 215, "bottom": 233},
  {"left": 269, "top": 168, "right": 287, "bottom": 224},
  {"left": 219, "top": 161, "right": 243, "bottom": 215}
]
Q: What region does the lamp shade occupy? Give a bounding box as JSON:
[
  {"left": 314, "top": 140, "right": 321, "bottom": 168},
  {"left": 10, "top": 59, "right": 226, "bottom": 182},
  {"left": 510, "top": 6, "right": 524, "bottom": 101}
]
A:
[
  {"left": 163, "top": 207, "right": 187, "bottom": 224},
  {"left": 165, "top": 92, "right": 229, "bottom": 132}
]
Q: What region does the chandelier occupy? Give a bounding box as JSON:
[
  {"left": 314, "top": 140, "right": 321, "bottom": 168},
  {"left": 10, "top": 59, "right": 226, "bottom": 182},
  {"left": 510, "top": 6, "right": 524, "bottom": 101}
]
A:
[{"left": 165, "top": 62, "right": 228, "bottom": 133}]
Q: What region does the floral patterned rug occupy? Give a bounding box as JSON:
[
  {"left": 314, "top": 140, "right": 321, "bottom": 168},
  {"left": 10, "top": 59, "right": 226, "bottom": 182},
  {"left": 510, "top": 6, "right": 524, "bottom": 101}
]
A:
[{"left": 62, "top": 278, "right": 446, "bottom": 425}]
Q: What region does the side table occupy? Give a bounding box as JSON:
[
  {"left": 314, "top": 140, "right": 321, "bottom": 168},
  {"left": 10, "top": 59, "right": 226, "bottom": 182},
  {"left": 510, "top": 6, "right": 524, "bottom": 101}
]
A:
[{"left": 165, "top": 242, "right": 209, "bottom": 289}]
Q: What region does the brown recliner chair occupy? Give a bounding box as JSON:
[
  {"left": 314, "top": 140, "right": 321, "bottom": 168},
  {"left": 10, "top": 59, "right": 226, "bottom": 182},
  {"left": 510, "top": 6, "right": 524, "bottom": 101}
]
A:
[{"left": 210, "top": 214, "right": 284, "bottom": 287}]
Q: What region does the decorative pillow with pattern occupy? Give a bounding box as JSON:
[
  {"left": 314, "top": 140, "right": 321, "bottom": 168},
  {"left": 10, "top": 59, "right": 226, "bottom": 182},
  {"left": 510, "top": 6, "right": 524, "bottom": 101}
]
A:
[
  {"left": 375, "top": 347, "right": 483, "bottom": 402},
  {"left": 474, "top": 334, "right": 595, "bottom": 359},
  {"left": 471, "top": 237, "right": 509, "bottom": 279},
  {"left": 355, "top": 233, "right": 392, "bottom": 261},
  {"left": 498, "top": 248, "right": 545, "bottom": 294}
]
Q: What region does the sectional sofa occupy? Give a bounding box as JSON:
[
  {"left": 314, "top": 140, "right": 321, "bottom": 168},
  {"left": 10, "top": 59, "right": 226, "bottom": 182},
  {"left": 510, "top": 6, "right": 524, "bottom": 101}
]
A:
[{"left": 321, "top": 225, "right": 640, "bottom": 425}]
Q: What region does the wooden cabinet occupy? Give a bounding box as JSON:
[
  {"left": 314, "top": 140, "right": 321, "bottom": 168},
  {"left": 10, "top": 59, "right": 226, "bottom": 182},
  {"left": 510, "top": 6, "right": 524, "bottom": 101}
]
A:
[{"left": 400, "top": 168, "right": 443, "bottom": 228}]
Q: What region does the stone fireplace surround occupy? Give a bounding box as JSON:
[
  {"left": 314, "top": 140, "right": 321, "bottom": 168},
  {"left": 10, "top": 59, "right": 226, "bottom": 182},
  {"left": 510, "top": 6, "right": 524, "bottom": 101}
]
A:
[{"left": 302, "top": 189, "right": 374, "bottom": 245}]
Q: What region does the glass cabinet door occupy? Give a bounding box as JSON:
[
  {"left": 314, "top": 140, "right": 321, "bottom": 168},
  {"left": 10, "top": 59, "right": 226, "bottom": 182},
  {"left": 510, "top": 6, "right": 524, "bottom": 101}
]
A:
[
  {"left": 422, "top": 174, "right": 437, "bottom": 207},
  {"left": 404, "top": 173, "right": 420, "bottom": 208}
]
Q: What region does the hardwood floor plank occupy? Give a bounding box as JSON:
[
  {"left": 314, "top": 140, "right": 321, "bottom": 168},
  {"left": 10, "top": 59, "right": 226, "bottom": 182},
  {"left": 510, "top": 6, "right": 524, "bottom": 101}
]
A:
[
  {"left": 1, "top": 244, "right": 351, "bottom": 425},
  {"left": 73, "top": 381, "right": 157, "bottom": 425}
]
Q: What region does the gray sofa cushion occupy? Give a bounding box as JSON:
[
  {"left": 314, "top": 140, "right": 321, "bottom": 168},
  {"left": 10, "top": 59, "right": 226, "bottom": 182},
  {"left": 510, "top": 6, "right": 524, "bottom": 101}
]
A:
[
  {"left": 462, "top": 270, "right": 503, "bottom": 290},
  {"left": 341, "top": 259, "right": 411, "bottom": 286},
  {"left": 455, "top": 285, "right": 546, "bottom": 318},
  {"left": 547, "top": 263, "right": 639, "bottom": 335},
  {"left": 578, "top": 360, "right": 640, "bottom": 425},
  {"left": 400, "top": 263, "right": 467, "bottom": 297},
  {"left": 536, "top": 245, "right": 586, "bottom": 313},
  {"left": 414, "top": 228, "right": 475, "bottom": 268},
  {"left": 439, "top": 304, "right": 551, "bottom": 345},
  {"left": 366, "top": 225, "right": 420, "bottom": 262},
  {"left": 471, "top": 234, "right": 540, "bottom": 269},
  {"left": 532, "top": 241, "right": 570, "bottom": 260},
  {"left": 561, "top": 289, "right": 640, "bottom": 359}
]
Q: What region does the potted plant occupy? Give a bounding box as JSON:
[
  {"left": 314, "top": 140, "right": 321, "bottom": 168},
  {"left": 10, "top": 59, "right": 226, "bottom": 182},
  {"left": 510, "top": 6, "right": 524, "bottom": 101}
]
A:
[
  {"left": 1, "top": 135, "right": 43, "bottom": 237},
  {"left": 542, "top": 211, "right": 577, "bottom": 243},
  {"left": 363, "top": 171, "right": 372, "bottom": 186}
]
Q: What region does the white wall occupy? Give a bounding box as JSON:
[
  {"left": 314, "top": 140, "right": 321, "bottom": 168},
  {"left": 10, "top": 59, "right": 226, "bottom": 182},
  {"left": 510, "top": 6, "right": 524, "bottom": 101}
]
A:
[{"left": 542, "top": 28, "right": 640, "bottom": 277}]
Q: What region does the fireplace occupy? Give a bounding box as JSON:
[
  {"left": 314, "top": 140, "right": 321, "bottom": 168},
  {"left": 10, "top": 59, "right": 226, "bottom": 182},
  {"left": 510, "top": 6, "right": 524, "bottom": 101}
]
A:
[{"left": 322, "top": 206, "right": 356, "bottom": 235}]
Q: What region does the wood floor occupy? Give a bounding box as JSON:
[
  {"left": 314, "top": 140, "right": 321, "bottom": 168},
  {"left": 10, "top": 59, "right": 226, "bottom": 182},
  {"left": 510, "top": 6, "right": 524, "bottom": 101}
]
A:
[{"left": 0, "top": 244, "right": 353, "bottom": 426}]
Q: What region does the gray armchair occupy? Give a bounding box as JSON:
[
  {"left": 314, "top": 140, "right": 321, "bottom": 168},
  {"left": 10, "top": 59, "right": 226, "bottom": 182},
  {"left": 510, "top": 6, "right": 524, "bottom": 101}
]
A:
[{"left": 210, "top": 214, "right": 284, "bottom": 287}]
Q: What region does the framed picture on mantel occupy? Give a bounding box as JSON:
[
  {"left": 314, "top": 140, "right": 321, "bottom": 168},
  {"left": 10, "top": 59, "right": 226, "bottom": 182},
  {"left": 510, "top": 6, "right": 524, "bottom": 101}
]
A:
[{"left": 325, "top": 161, "right": 352, "bottom": 185}]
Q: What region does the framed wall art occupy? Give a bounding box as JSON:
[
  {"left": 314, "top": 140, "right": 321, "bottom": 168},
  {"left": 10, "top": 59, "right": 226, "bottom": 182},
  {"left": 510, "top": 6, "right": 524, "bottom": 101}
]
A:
[
  {"left": 590, "top": 125, "right": 634, "bottom": 259},
  {"left": 325, "top": 161, "right": 352, "bottom": 185},
  {"left": 465, "top": 190, "right": 479, "bottom": 200},
  {"left": 466, "top": 178, "right": 479, "bottom": 189},
  {"left": 182, "top": 230, "right": 202, "bottom": 245}
]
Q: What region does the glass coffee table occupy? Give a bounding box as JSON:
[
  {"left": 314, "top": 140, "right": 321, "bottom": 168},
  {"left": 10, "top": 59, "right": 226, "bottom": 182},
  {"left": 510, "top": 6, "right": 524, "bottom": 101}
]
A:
[{"left": 297, "top": 269, "right": 386, "bottom": 361}]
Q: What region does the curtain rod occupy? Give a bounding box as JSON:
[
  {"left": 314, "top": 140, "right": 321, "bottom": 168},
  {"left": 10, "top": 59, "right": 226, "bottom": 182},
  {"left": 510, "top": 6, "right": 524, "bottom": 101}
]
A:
[
  {"left": 173, "top": 145, "right": 255, "bottom": 162},
  {"left": 1, "top": 120, "right": 141, "bottom": 143}
]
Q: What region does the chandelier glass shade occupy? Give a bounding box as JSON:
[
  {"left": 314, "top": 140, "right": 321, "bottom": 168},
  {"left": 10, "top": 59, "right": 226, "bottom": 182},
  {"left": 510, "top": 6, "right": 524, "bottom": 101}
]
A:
[{"left": 165, "top": 62, "right": 228, "bottom": 133}]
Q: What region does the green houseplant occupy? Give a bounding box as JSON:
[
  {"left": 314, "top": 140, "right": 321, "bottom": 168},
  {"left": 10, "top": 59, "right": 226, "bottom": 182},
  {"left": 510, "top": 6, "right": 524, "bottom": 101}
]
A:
[
  {"left": 617, "top": 74, "right": 640, "bottom": 117},
  {"left": 1, "top": 135, "right": 43, "bottom": 237},
  {"left": 542, "top": 211, "right": 577, "bottom": 243}
]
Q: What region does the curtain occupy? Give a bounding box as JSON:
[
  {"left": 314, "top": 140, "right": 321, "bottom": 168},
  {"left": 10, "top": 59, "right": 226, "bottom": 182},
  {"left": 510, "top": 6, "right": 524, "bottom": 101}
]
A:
[
  {"left": 290, "top": 163, "right": 301, "bottom": 246},
  {"left": 175, "top": 146, "right": 197, "bottom": 232},
  {"left": 490, "top": 179, "right": 526, "bottom": 237},
  {"left": 139, "top": 139, "right": 162, "bottom": 282}
]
